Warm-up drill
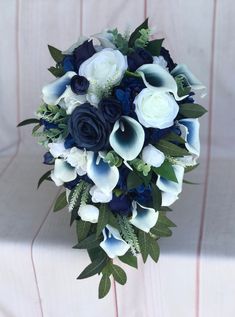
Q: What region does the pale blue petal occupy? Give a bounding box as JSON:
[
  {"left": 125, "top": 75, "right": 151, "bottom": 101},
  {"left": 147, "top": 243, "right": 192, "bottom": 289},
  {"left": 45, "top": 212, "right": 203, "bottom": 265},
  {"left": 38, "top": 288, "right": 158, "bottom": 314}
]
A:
[
  {"left": 130, "top": 202, "right": 159, "bottom": 233},
  {"left": 109, "top": 116, "right": 145, "bottom": 161},
  {"left": 52, "top": 158, "right": 77, "bottom": 184},
  {"left": 78, "top": 204, "right": 99, "bottom": 223},
  {"left": 179, "top": 119, "right": 200, "bottom": 157},
  {"left": 42, "top": 71, "right": 76, "bottom": 105},
  {"left": 171, "top": 64, "right": 206, "bottom": 91},
  {"left": 137, "top": 63, "right": 185, "bottom": 101},
  {"left": 87, "top": 152, "right": 119, "bottom": 194},
  {"left": 100, "top": 225, "right": 130, "bottom": 258}
]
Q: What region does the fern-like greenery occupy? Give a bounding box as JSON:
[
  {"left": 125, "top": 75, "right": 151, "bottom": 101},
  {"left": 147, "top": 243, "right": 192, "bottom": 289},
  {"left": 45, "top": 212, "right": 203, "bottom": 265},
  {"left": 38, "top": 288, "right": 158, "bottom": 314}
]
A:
[{"left": 117, "top": 215, "right": 140, "bottom": 255}]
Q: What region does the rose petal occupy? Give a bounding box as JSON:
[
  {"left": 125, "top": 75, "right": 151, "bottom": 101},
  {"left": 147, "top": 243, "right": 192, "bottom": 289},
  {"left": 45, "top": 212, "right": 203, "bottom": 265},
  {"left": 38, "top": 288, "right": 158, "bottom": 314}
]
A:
[
  {"left": 89, "top": 185, "right": 112, "bottom": 203},
  {"left": 142, "top": 144, "right": 165, "bottom": 167},
  {"left": 78, "top": 204, "right": 99, "bottom": 223}
]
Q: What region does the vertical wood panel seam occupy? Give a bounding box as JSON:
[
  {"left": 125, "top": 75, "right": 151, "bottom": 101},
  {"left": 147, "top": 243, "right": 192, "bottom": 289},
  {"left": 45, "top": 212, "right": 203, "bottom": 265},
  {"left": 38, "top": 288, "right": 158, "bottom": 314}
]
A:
[{"left": 195, "top": 0, "right": 218, "bottom": 316}]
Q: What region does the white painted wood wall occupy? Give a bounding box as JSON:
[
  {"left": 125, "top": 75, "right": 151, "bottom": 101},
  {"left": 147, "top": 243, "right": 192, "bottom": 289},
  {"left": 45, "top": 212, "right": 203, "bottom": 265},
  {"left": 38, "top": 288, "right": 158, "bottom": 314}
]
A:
[{"left": 0, "top": 1, "right": 235, "bottom": 316}]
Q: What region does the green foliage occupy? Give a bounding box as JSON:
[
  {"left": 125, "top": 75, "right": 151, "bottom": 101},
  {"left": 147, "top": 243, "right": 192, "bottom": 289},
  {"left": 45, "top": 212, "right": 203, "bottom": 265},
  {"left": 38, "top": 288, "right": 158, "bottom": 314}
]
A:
[
  {"left": 108, "top": 29, "right": 129, "bottom": 54},
  {"left": 156, "top": 140, "right": 190, "bottom": 157},
  {"left": 138, "top": 231, "right": 160, "bottom": 263},
  {"left": 17, "top": 118, "right": 40, "bottom": 127},
  {"left": 53, "top": 191, "right": 67, "bottom": 212},
  {"left": 152, "top": 160, "right": 178, "bottom": 183},
  {"left": 164, "top": 132, "right": 186, "bottom": 144},
  {"left": 128, "top": 18, "right": 149, "bottom": 47},
  {"left": 158, "top": 213, "right": 176, "bottom": 227},
  {"left": 68, "top": 181, "right": 85, "bottom": 212},
  {"left": 179, "top": 103, "right": 208, "bottom": 118},
  {"left": 103, "top": 151, "right": 123, "bottom": 167},
  {"left": 130, "top": 158, "right": 151, "bottom": 176},
  {"left": 134, "top": 28, "right": 151, "bottom": 48},
  {"left": 127, "top": 171, "right": 143, "bottom": 190},
  {"left": 48, "top": 45, "right": 64, "bottom": 63},
  {"left": 175, "top": 74, "right": 191, "bottom": 97},
  {"left": 117, "top": 215, "right": 140, "bottom": 255},
  {"left": 48, "top": 65, "right": 65, "bottom": 78},
  {"left": 146, "top": 38, "right": 164, "bottom": 56},
  {"left": 184, "top": 163, "right": 199, "bottom": 173},
  {"left": 119, "top": 252, "right": 138, "bottom": 269},
  {"left": 151, "top": 183, "right": 162, "bottom": 211},
  {"left": 96, "top": 204, "right": 109, "bottom": 238},
  {"left": 183, "top": 179, "right": 200, "bottom": 185},
  {"left": 77, "top": 256, "right": 108, "bottom": 279},
  {"left": 73, "top": 233, "right": 102, "bottom": 250},
  {"left": 76, "top": 220, "right": 91, "bottom": 242},
  {"left": 99, "top": 274, "right": 111, "bottom": 299},
  {"left": 151, "top": 222, "right": 173, "bottom": 237},
  {"left": 37, "top": 170, "right": 52, "bottom": 189},
  {"left": 111, "top": 264, "right": 127, "bottom": 285}
]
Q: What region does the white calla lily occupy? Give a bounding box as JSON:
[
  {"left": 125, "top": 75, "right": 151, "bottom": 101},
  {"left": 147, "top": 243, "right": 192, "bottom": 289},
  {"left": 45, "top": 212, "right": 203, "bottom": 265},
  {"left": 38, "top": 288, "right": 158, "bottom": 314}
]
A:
[
  {"left": 136, "top": 63, "right": 186, "bottom": 101},
  {"left": 100, "top": 225, "right": 130, "bottom": 258},
  {"left": 66, "top": 147, "right": 87, "bottom": 176},
  {"left": 171, "top": 64, "right": 206, "bottom": 91},
  {"left": 130, "top": 201, "right": 159, "bottom": 233},
  {"left": 87, "top": 152, "right": 119, "bottom": 195},
  {"left": 78, "top": 204, "right": 99, "bottom": 223},
  {"left": 109, "top": 116, "right": 145, "bottom": 161},
  {"left": 142, "top": 144, "right": 165, "bottom": 167},
  {"left": 89, "top": 185, "right": 112, "bottom": 203},
  {"left": 51, "top": 158, "right": 77, "bottom": 186},
  {"left": 157, "top": 165, "right": 184, "bottom": 206},
  {"left": 178, "top": 119, "right": 200, "bottom": 157},
  {"left": 42, "top": 71, "right": 76, "bottom": 105}
]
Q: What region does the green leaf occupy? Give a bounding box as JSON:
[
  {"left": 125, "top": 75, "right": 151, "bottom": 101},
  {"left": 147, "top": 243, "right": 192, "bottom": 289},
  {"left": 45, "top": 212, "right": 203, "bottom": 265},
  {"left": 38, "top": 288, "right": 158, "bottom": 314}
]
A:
[
  {"left": 138, "top": 231, "right": 149, "bottom": 263},
  {"left": 88, "top": 247, "right": 107, "bottom": 262},
  {"left": 159, "top": 206, "right": 172, "bottom": 212},
  {"left": 111, "top": 264, "right": 127, "bottom": 285},
  {"left": 156, "top": 140, "right": 190, "bottom": 157},
  {"left": 99, "top": 275, "right": 111, "bottom": 299},
  {"left": 32, "top": 124, "right": 41, "bottom": 134},
  {"left": 48, "top": 66, "right": 65, "bottom": 78},
  {"left": 184, "top": 163, "right": 199, "bottom": 173},
  {"left": 48, "top": 45, "right": 64, "bottom": 63},
  {"left": 146, "top": 38, "right": 164, "bottom": 56},
  {"left": 158, "top": 213, "right": 176, "bottom": 227},
  {"left": 148, "top": 238, "right": 160, "bottom": 263},
  {"left": 77, "top": 256, "right": 108, "bottom": 280},
  {"left": 151, "top": 223, "right": 172, "bottom": 237},
  {"left": 37, "top": 170, "right": 52, "bottom": 189},
  {"left": 153, "top": 160, "right": 178, "bottom": 183},
  {"left": 119, "top": 253, "right": 138, "bottom": 269},
  {"left": 96, "top": 204, "right": 109, "bottom": 238},
  {"left": 73, "top": 233, "right": 101, "bottom": 249},
  {"left": 183, "top": 179, "right": 200, "bottom": 185},
  {"left": 164, "top": 132, "right": 185, "bottom": 144},
  {"left": 127, "top": 171, "right": 143, "bottom": 190},
  {"left": 179, "top": 103, "right": 207, "bottom": 118},
  {"left": 53, "top": 191, "right": 67, "bottom": 212},
  {"left": 128, "top": 18, "right": 149, "bottom": 47},
  {"left": 107, "top": 212, "right": 120, "bottom": 230},
  {"left": 76, "top": 220, "right": 91, "bottom": 242},
  {"left": 151, "top": 183, "right": 162, "bottom": 211},
  {"left": 17, "top": 118, "right": 40, "bottom": 127}
]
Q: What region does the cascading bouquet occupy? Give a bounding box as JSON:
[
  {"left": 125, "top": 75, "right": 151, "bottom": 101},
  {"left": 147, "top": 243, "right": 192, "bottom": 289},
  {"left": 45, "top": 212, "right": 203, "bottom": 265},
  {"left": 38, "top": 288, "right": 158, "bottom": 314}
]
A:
[{"left": 18, "top": 19, "right": 207, "bottom": 298}]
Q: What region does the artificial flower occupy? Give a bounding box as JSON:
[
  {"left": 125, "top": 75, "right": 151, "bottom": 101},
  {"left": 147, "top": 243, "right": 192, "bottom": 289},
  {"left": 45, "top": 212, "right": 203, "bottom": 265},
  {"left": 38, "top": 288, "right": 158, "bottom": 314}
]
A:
[
  {"left": 70, "top": 75, "right": 89, "bottom": 95},
  {"left": 89, "top": 185, "right": 112, "bottom": 203},
  {"left": 142, "top": 144, "right": 165, "bottom": 167},
  {"left": 51, "top": 158, "right": 77, "bottom": 186},
  {"left": 78, "top": 204, "right": 99, "bottom": 223},
  {"left": 178, "top": 118, "right": 200, "bottom": 157},
  {"left": 127, "top": 48, "right": 153, "bottom": 71}
]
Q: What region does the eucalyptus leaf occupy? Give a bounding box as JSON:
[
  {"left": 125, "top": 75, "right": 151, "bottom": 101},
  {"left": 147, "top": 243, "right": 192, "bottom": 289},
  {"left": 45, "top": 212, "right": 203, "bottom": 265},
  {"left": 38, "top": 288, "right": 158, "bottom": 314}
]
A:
[
  {"left": 99, "top": 274, "right": 111, "bottom": 299},
  {"left": 128, "top": 18, "right": 149, "bottom": 47},
  {"left": 53, "top": 191, "right": 67, "bottom": 212}
]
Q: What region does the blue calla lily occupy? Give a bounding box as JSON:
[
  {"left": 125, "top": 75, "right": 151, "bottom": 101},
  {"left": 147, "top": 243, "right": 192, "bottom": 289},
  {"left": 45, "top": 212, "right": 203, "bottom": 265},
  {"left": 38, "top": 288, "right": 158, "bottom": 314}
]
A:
[
  {"left": 178, "top": 118, "right": 200, "bottom": 157},
  {"left": 100, "top": 225, "right": 130, "bottom": 258},
  {"left": 136, "top": 63, "right": 186, "bottom": 101},
  {"left": 171, "top": 64, "right": 206, "bottom": 92},
  {"left": 42, "top": 71, "right": 76, "bottom": 105},
  {"left": 87, "top": 152, "right": 119, "bottom": 194},
  {"left": 129, "top": 201, "right": 159, "bottom": 233},
  {"left": 157, "top": 165, "right": 184, "bottom": 206},
  {"left": 109, "top": 116, "right": 145, "bottom": 161},
  {"left": 51, "top": 158, "right": 77, "bottom": 186}
]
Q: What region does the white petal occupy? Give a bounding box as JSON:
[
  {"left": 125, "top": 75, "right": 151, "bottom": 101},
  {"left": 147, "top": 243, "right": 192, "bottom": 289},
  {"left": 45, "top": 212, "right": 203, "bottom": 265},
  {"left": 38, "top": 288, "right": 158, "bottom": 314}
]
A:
[
  {"left": 178, "top": 119, "right": 200, "bottom": 157},
  {"left": 129, "top": 202, "right": 159, "bottom": 233},
  {"left": 100, "top": 225, "right": 130, "bottom": 259},
  {"left": 161, "top": 192, "right": 179, "bottom": 207},
  {"left": 89, "top": 185, "right": 112, "bottom": 203},
  {"left": 142, "top": 144, "right": 165, "bottom": 167},
  {"left": 66, "top": 147, "right": 87, "bottom": 176},
  {"left": 50, "top": 170, "right": 64, "bottom": 186},
  {"left": 87, "top": 152, "right": 119, "bottom": 194},
  {"left": 48, "top": 141, "right": 67, "bottom": 158},
  {"left": 42, "top": 71, "right": 76, "bottom": 105},
  {"left": 59, "top": 86, "right": 87, "bottom": 115},
  {"left": 53, "top": 158, "right": 77, "bottom": 184},
  {"left": 171, "top": 64, "right": 206, "bottom": 91},
  {"left": 109, "top": 116, "right": 145, "bottom": 161},
  {"left": 137, "top": 63, "right": 186, "bottom": 101},
  {"left": 92, "top": 32, "right": 116, "bottom": 49},
  {"left": 78, "top": 204, "right": 99, "bottom": 223}
]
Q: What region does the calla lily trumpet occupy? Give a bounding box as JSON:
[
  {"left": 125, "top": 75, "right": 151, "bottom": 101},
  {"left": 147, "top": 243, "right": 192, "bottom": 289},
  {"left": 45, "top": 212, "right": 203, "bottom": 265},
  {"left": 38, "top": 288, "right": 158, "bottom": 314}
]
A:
[
  {"left": 42, "top": 71, "right": 76, "bottom": 105},
  {"left": 130, "top": 201, "right": 159, "bottom": 233},
  {"left": 136, "top": 63, "right": 186, "bottom": 101},
  {"left": 157, "top": 165, "right": 184, "bottom": 206},
  {"left": 171, "top": 64, "right": 206, "bottom": 92},
  {"left": 109, "top": 116, "right": 145, "bottom": 161},
  {"left": 78, "top": 204, "right": 99, "bottom": 223},
  {"left": 51, "top": 158, "right": 77, "bottom": 186},
  {"left": 100, "top": 225, "right": 130, "bottom": 258},
  {"left": 87, "top": 152, "right": 119, "bottom": 195},
  {"left": 178, "top": 119, "right": 200, "bottom": 157}
]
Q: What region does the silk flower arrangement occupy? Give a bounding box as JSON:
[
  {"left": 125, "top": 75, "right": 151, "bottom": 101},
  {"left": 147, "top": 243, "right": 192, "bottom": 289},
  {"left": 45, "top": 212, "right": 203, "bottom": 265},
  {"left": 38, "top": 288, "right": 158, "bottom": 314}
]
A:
[{"left": 18, "top": 19, "right": 207, "bottom": 299}]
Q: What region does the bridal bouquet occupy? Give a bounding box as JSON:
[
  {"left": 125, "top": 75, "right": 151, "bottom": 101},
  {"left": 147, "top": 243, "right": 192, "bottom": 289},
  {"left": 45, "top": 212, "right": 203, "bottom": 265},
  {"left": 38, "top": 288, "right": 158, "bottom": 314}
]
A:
[{"left": 18, "top": 19, "right": 207, "bottom": 298}]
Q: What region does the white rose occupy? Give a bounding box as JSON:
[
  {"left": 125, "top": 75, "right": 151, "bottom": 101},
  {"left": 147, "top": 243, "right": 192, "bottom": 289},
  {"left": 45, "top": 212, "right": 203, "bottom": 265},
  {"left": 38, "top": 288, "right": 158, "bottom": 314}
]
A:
[
  {"left": 79, "top": 48, "right": 127, "bottom": 104},
  {"left": 89, "top": 185, "right": 112, "bottom": 203},
  {"left": 134, "top": 88, "right": 179, "bottom": 129},
  {"left": 66, "top": 147, "right": 87, "bottom": 176}
]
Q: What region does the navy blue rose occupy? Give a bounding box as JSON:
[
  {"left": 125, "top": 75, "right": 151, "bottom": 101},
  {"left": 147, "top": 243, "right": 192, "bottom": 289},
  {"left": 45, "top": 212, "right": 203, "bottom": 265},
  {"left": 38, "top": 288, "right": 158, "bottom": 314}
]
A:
[
  {"left": 98, "top": 98, "right": 122, "bottom": 124},
  {"left": 127, "top": 48, "right": 153, "bottom": 72},
  {"left": 109, "top": 194, "right": 132, "bottom": 216},
  {"left": 68, "top": 103, "right": 110, "bottom": 152},
  {"left": 62, "top": 55, "right": 76, "bottom": 72},
  {"left": 43, "top": 152, "right": 54, "bottom": 165},
  {"left": 64, "top": 134, "right": 76, "bottom": 149},
  {"left": 160, "top": 47, "right": 177, "bottom": 72},
  {"left": 73, "top": 40, "right": 96, "bottom": 72},
  {"left": 70, "top": 75, "right": 89, "bottom": 95},
  {"left": 115, "top": 76, "right": 145, "bottom": 116}
]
